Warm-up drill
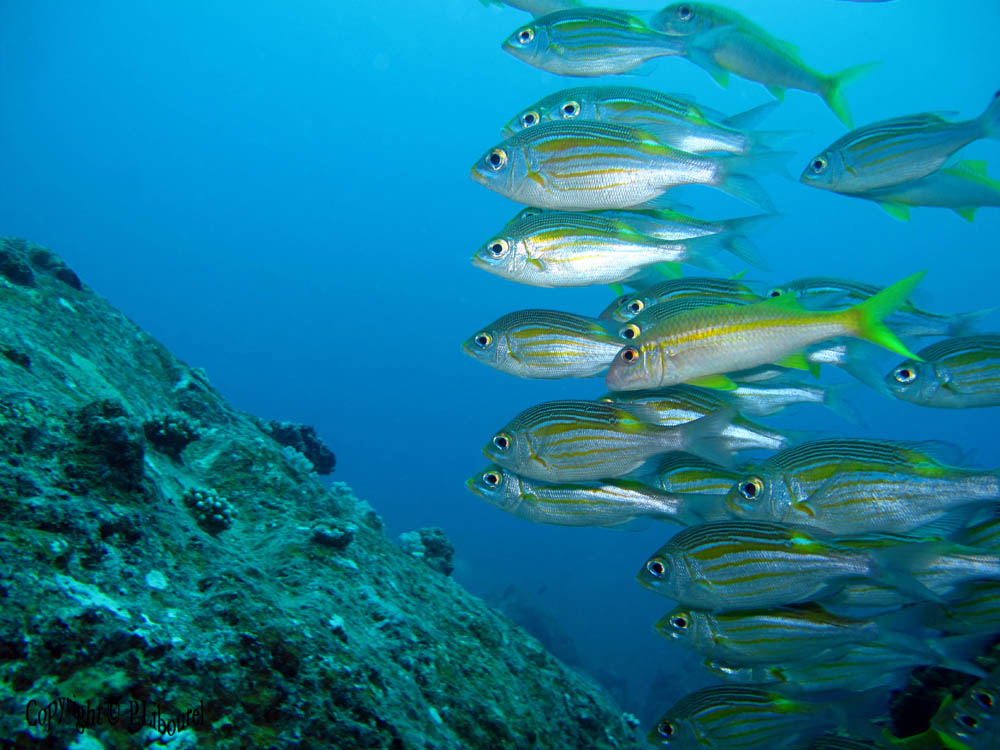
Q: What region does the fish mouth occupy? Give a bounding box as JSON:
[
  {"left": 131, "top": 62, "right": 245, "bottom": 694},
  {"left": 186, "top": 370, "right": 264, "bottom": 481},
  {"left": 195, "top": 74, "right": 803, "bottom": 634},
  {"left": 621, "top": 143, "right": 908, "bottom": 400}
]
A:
[
  {"left": 465, "top": 476, "right": 483, "bottom": 497},
  {"left": 469, "top": 165, "right": 488, "bottom": 186}
]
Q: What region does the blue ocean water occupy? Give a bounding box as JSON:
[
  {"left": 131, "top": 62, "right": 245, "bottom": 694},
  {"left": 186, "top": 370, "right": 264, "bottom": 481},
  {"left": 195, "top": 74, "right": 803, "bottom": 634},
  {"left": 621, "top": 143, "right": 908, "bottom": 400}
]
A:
[{"left": 2, "top": 0, "right": 998, "bottom": 724}]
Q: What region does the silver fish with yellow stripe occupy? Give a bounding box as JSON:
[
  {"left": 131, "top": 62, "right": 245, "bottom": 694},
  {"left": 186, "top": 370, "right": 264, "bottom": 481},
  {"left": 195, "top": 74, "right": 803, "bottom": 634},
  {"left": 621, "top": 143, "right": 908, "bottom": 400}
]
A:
[
  {"left": 462, "top": 309, "right": 622, "bottom": 379},
  {"left": 648, "top": 685, "right": 840, "bottom": 749},
  {"left": 638, "top": 521, "right": 948, "bottom": 612},
  {"left": 601, "top": 385, "right": 793, "bottom": 453},
  {"left": 470, "top": 120, "right": 783, "bottom": 211},
  {"left": 472, "top": 211, "right": 726, "bottom": 287},
  {"left": 501, "top": 85, "right": 787, "bottom": 155},
  {"left": 483, "top": 399, "right": 732, "bottom": 481},
  {"left": 865, "top": 159, "right": 1000, "bottom": 223},
  {"left": 600, "top": 275, "right": 763, "bottom": 322},
  {"left": 616, "top": 294, "right": 760, "bottom": 341},
  {"left": 465, "top": 464, "right": 723, "bottom": 527},
  {"left": 887, "top": 335, "right": 1000, "bottom": 409},
  {"left": 716, "top": 638, "right": 986, "bottom": 695},
  {"left": 801, "top": 92, "right": 1000, "bottom": 194},
  {"left": 723, "top": 439, "right": 1000, "bottom": 535},
  {"left": 647, "top": 453, "right": 744, "bottom": 496},
  {"left": 605, "top": 271, "right": 925, "bottom": 391},
  {"left": 766, "top": 276, "right": 993, "bottom": 339},
  {"left": 651, "top": 3, "right": 877, "bottom": 127},
  {"left": 501, "top": 9, "right": 685, "bottom": 77},
  {"left": 822, "top": 537, "right": 1000, "bottom": 616}
]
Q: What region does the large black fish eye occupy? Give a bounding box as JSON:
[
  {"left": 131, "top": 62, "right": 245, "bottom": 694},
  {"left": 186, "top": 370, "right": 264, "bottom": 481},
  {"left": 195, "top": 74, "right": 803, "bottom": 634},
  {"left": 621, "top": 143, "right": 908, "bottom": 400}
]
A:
[
  {"left": 974, "top": 691, "right": 995, "bottom": 709},
  {"left": 678, "top": 5, "right": 693, "bottom": 20},
  {"left": 811, "top": 157, "right": 828, "bottom": 174},
  {"left": 646, "top": 558, "right": 667, "bottom": 577},
  {"left": 493, "top": 434, "right": 511, "bottom": 451},
  {"left": 483, "top": 471, "right": 501, "bottom": 487},
  {"left": 517, "top": 27, "right": 534, "bottom": 44},
  {"left": 621, "top": 324, "right": 641, "bottom": 340},
  {"left": 561, "top": 100, "right": 580, "bottom": 118},
  {"left": 488, "top": 238, "right": 510, "bottom": 257},
  {"left": 893, "top": 366, "right": 917, "bottom": 384},
  {"left": 657, "top": 720, "right": 676, "bottom": 738},
  {"left": 487, "top": 148, "right": 508, "bottom": 170},
  {"left": 521, "top": 110, "right": 539, "bottom": 128},
  {"left": 768, "top": 288, "right": 783, "bottom": 298},
  {"left": 738, "top": 477, "right": 764, "bottom": 500},
  {"left": 627, "top": 300, "right": 645, "bottom": 314},
  {"left": 620, "top": 347, "right": 639, "bottom": 364},
  {"left": 670, "top": 615, "right": 688, "bottom": 630},
  {"left": 474, "top": 333, "right": 492, "bottom": 349},
  {"left": 958, "top": 714, "right": 979, "bottom": 730}
]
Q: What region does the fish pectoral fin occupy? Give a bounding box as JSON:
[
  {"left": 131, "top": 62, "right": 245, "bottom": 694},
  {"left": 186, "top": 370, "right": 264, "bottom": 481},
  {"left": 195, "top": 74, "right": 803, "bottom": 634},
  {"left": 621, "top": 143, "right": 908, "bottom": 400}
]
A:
[
  {"left": 791, "top": 501, "right": 816, "bottom": 519},
  {"left": 686, "top": 374, "right": 738, "bottom": 391},
  {"left": 684, "top": 40, "right": 731, "bottom": 88},
  {"left": 775, "top": 352, "right": 812, "bottom": 371},
  {"left": 609, "top": 283, "right": 625, "bottom": 296},
  {"left": 877, "top": 201, "right": 911, "bottom": 221},
  {"left": 953, "top": 207, "right": 978, "bottom": 223}
]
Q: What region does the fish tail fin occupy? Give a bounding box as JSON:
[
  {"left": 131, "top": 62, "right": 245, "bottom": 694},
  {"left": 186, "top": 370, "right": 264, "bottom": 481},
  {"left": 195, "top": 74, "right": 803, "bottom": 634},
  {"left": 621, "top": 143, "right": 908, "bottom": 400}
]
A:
[
  {"left": 674, "top": 407, "right": 737, "bottom": 469},
  {"left": 978, "top": 89, "right": 1000, "bottom": 139},
  {"left": 926, "top": 634, "right": 992, "bottom": 677},
  {"left": 746, "top": 129, "right": 804, "bottom": 154},
  {"left": 717, "top": 213, "right": 778, "bottom": 270},
  {"left": 831, "top": 339, "right": 895, "bottom": 396},
  {"left": 846, "top": 270, "right": 927, "bottom": 358},
  {"left": 722, "top": 101, "right": 780, "bottom": 131},
  {"left": 945, "top": 305, "right": 1000, "bottom": 337},
  {"left": 821, "top": 382, "right": 863, "bottom": 425},
  {"left": 823, "top": 61, "right": 881, "bottom": 128},
  {"left": 682, "top": 233, "right": 756, "bottom": 273},
  {"left": 865, "top": 541, "right": 949, "bottom": 604},
  {"left": 715, "top": 152, "right": 793, "bottom": 211}
]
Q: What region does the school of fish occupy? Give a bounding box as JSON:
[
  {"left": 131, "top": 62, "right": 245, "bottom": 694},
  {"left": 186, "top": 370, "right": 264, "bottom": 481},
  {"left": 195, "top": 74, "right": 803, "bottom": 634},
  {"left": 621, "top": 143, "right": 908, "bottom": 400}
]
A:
[{"left": 468, "top": 1, "right": 1000, "bottom": 748}]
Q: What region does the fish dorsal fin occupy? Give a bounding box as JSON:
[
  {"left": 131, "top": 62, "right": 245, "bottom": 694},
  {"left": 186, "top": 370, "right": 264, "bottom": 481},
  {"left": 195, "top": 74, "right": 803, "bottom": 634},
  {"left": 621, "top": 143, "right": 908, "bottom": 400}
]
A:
[{"left": 759, "top": 293, "right": 804, "bottom": 312}]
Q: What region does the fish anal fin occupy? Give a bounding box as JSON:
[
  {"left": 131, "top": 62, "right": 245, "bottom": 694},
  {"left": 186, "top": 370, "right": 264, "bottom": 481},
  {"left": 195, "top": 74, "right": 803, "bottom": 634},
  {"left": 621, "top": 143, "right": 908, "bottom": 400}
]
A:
[
  {"left": 878, "top": 201, "right": 911, "bottom": 221},
  {"left": 686, "top": 374, "right": 738, "bottom": 391}
]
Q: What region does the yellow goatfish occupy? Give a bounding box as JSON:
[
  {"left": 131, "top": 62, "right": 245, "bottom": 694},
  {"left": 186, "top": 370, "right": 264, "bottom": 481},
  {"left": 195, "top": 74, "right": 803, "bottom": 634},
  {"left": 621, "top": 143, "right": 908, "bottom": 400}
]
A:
[{"left": 605, "top": 270, "right": 926, "bottom": 391}]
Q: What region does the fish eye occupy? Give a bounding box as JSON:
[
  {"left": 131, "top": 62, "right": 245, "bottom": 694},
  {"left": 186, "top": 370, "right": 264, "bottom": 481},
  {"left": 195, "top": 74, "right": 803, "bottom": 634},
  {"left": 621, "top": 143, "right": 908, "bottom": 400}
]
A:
[
  {"left": 810, "top": 157, "right": 828, "bottom": 174},
  {"left": 487, "top": 148, "right": 508, "bottom": 171},
  {"left": 620, "top": 347, "right": 640, "bottom": 364},
  {"left": 627, "top": 300, "right": 645, "bottom": 314},
  {"left": 474, "top": 333, "right": 492, "bottom": 349},
  {"left": 670, "top": 615, "right": 688, "bottom": 631},
  {"left": 678, "top": 4, "right": 693, "bottom": 20},
  {"left": 483, "top": 471, "right": 502, "bottom": 487},
  {"left": 620, "top": 324, "right": 641, "bottom": 340},
  {"left": 520, "top": 110, "right": 539, "bottom": 128},
  {"left": 646, "top": 558, "right": 667, "bottom": 577},
  {"left": 488, "top": 238, "right": 510, "bottom": 257},
  {"left": 492, "top": 433, "right": 511, "bottom": 452},
  {"left": 958, "top": 714, "right": 979, "bottom": 731},
  {"left": 657, "top": 720, "right": 676, "bottom": 738},
  {"left": 767, "top": 288, "right": 783, "bottom": 298},
  {"left": 738, "top": 477, "right": 764, "bottom": 501},
  {"left": 517, "top": 27, "right": 534, "bottom": 44},
  {"left": 974, "top": 691, "right": 995, "bottom": 709},
  {"left": 893, "top": 366, "right": 917, "bottom": 384},
  {"left": 561, "top": 100, "right": 580, "bottom": 118}
]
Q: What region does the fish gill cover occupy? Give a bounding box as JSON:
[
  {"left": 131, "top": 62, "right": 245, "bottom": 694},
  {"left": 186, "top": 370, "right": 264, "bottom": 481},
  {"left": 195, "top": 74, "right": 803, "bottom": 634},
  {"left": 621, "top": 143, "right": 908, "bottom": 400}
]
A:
[{"left": 1, "top": 0, "right": 999, "bottom": 748}]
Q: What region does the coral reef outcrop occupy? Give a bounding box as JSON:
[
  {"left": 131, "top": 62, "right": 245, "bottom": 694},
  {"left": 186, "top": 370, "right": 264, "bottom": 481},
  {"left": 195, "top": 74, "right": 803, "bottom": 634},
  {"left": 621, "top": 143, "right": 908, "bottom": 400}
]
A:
[{"left": 0, "top": 237, "right": 637, "bottom": 749}]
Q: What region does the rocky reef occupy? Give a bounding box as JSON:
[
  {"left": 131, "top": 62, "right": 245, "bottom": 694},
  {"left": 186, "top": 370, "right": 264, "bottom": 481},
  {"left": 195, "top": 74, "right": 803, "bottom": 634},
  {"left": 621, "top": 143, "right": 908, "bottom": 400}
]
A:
[{"left": 0, "top": 237, "right": 639, "bottom": 749}]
